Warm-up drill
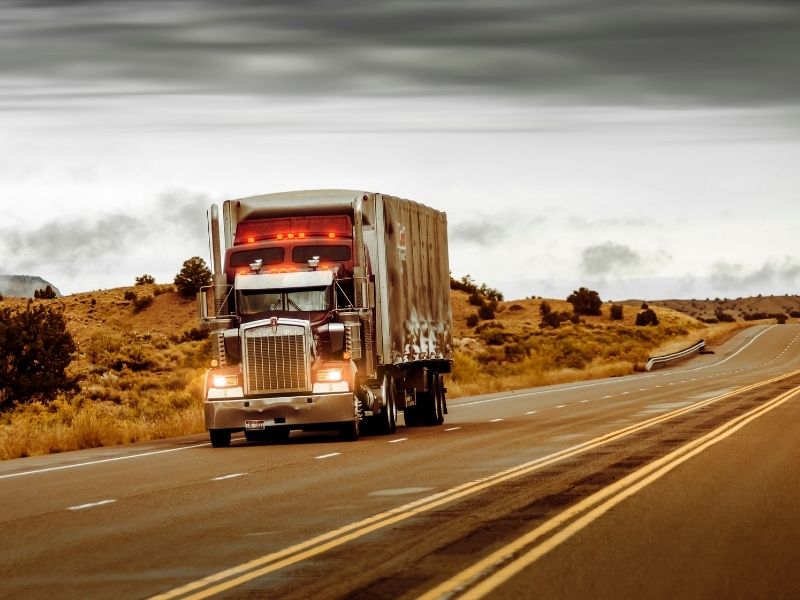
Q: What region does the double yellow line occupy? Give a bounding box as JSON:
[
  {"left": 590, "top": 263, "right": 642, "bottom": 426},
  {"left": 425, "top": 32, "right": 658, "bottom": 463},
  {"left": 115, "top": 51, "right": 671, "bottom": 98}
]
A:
[
  {"left": 423, "top": 380, "right": 800, "bottom": 599},
  {"left": 152, "top": 368, "right": 800, "bottom": 600}
]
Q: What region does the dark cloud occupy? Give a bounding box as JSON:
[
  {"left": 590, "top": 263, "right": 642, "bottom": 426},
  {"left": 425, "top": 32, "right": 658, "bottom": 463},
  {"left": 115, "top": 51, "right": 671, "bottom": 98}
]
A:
[
  {"left": 581, "top": 242, "right": 642, "bottom": 276},
  {"left": 0, "top": 189, "right": 212, "bottom": 276},
  {"left": 449, "top": 214, "right": 545, "bottom": 245},
  {"left": 2, "top": 0, "right": 800, "bottom": 109},
  {"left": 710, "top": 258, "right": 800, "bottom": 291},
  {"left": 1, "top": 213, "right": 149, "bottom": 275}
]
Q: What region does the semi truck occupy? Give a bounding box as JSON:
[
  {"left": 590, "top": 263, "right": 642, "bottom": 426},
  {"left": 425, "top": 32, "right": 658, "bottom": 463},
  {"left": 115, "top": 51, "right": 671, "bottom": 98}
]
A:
[{"left": 198, "top": 190, "right": 453, "bottom": 447}]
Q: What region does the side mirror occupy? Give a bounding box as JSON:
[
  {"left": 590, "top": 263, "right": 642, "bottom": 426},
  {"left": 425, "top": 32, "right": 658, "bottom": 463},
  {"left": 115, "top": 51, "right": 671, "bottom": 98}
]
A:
[{"left": 317, "top": 323, "right": 345, "bottom": 354}]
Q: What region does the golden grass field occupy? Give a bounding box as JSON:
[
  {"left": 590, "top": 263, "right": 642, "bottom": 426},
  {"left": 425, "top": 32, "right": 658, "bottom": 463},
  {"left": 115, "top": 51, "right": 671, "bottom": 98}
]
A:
[{"left": 0, "top": 285, "right": 776, "bottom": 460}]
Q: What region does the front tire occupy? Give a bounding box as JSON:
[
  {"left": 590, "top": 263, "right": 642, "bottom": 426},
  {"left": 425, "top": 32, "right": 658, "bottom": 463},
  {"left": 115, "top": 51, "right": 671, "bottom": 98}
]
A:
[
  {"left": 209, "top": 429, "right": 231, "bottom": 448},
  {"left": 339, "top": 418, "right": 360, "bottom": 441},
  {"left": 376, "top": 375, "right": 398, "bottom": 435}
]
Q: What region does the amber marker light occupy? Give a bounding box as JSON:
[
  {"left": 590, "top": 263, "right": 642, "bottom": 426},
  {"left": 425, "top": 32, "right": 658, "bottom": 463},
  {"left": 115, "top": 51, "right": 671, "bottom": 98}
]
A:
[
  {"left": 328, "top": 232, "right": 336, "bottom": 239},
  {"left": 277, "top": 234, "right": 284, "bottom": 240},
  {"left": 298, "top": 232, "right": 305, "bottom": 239},
  {"left": 247, "top": 236, "right": 255, "bottom": 243}
]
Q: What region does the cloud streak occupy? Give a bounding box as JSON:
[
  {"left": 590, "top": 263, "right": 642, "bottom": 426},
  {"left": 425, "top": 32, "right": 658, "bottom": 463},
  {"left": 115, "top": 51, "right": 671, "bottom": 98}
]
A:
[{"left": 3, "top": 0, "right": 800, "bottom": 110}]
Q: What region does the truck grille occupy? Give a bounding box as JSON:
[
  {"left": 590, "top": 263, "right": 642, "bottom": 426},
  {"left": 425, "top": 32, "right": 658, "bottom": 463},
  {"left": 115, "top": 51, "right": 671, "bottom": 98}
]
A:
[{"left": 244, "top": 324, "right": 310, "bottom": 394}]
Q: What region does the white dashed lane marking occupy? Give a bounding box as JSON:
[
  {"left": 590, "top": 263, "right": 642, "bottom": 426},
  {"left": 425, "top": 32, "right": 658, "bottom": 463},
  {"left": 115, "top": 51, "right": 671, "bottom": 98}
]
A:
[
  {"left": 68, "top": 499, "right": 116, "bottom": 511},
  {"left": 212, "top": 473, "right": 246, "bottom": 481},
  {"left": 315, "top": 453, "right": 341, "bottom": 459}
]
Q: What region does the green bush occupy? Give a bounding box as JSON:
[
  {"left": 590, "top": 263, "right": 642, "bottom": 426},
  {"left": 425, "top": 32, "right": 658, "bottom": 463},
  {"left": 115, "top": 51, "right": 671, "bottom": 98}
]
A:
[
  {"left": 135, "top": 274, "right": 156, "bottom": 285},
  {"left": 610, "top": 304, "right": 624, "bottom": 321},
  {"left": 0, "top": 301, "right": 76, "bottom": 408},
  {"left": 465, "top": 314, "right": 479, "bottom": 328},
  {"left": 635, "top": 308, "right": 660, "bottom": 326},
  {"left": 33, "top": 285, "right": 57, "bottom": 299},
  {"left": 567, "top": 287, "right": 602, "bottom": 316}
]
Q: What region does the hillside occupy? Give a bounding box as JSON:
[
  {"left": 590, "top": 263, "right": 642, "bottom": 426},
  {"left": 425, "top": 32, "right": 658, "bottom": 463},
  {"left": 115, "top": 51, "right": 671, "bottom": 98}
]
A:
[
  {"left": 649, "top": 295, "right": 800, "bottom": 323},
  {"left": 0, "top": 275, "right": 61, "bottom": 298},
  {"left": 1, "top": 284, "right": 745, "bottom": 459}
]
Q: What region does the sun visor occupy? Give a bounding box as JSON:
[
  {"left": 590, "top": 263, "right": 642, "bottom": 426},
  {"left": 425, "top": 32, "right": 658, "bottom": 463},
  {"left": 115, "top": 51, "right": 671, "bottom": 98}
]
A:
[{"left": 235, "top": 270, "right": 334, "bottom": 290}]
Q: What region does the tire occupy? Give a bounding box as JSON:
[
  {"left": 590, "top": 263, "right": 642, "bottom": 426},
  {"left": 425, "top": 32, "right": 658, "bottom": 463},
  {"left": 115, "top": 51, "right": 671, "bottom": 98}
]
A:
[
  {"left": 434, "top": 375, "right": 445, "bottom": 426},
  {"left": 339, "top": 418, "right": 360, "bottom": 441},
  {"left": 376, "top": 375, "right": 397, "bottom": 435},
  {"left": 209, "top": 429, "right": 231, "bottom": 448}
]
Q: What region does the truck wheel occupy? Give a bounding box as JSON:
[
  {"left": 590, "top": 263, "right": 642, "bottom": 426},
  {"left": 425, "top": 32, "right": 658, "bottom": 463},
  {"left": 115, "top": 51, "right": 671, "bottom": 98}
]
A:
[
  {"left": 209, "top": 429, "right": 231, "bottom": 448},
  {"left": 434, "top": 374, "right": 445, "bottom": 425},
  {"left": 376, "top": 375, "right": 397, "bottom": 435},
  {"left": 340, "top": 419, "right": 360, "bottom": 441}
]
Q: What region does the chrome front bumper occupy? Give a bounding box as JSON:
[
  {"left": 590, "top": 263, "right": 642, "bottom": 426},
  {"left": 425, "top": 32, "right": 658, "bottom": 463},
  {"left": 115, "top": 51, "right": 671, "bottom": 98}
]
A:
[{"left": 204, "top": 392, "right": 357, "bottom": 430}]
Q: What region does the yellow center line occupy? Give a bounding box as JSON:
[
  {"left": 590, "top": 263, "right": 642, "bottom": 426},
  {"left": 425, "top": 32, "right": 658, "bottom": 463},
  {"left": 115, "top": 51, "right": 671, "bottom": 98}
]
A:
[
  {"left": 151, "top": 369, "right": 800, "bottom": 600},
  {"left": 423, "top": 384, "right": 800, "bottom": 600}
]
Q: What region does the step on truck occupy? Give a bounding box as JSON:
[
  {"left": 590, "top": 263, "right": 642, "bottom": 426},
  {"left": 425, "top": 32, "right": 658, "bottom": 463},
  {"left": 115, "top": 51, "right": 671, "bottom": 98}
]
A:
[{"left": 198, "top": 190, "right": 453, "bottom": 447}]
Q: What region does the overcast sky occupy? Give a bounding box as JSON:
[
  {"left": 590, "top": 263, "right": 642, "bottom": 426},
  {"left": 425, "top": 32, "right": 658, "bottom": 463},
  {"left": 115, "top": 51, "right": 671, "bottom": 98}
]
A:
[{"left": 2, "top": 0, "right": 799, "bottom": 300}]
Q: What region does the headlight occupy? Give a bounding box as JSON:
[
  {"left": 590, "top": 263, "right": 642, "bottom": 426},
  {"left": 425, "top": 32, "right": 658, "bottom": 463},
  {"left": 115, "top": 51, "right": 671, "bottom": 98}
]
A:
[
  {"left": 212, "top": 374, "right": 240, "bottom": 388},
  {"left": 316, "top": 368, "right": 343, "bottom": 383}
]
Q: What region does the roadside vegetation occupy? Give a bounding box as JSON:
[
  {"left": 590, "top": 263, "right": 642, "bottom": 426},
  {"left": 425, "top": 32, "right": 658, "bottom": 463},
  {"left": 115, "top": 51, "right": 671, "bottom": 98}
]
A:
[
  {"left": 0, "top": 269, "right": 774, "bottom": 460},
  {"left": 0, "top": 272, "right": 208, "bottom": 460}
]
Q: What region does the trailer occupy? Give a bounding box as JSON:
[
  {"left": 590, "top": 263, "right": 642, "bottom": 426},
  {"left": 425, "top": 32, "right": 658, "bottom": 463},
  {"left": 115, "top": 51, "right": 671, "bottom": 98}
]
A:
[{"left": 198, "top": 190, "right": 453, "bottom": 446}]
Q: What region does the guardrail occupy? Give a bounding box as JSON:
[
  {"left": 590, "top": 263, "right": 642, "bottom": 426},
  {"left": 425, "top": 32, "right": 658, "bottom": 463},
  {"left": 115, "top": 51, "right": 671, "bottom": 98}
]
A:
[{"left": 645, "top": 339, "right": 706, "bottom": 371}]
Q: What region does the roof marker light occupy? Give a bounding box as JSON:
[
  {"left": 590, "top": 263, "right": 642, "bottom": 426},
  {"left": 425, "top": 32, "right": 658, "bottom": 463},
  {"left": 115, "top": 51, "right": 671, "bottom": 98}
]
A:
[
  {"left": 277, "top": 234, "right": 284, "bottom": 240},
  {"left": 288, "top": 233, "right": 295, "bottom": 239},
  {"left": 328, "top": 232, "right": 336, "bottom": 239},
  {"left": 298, "top": 232, "right": 305, "bottom": 239},
  {"left": 247, "top": 236, "right": 255, "bottom": 243}
]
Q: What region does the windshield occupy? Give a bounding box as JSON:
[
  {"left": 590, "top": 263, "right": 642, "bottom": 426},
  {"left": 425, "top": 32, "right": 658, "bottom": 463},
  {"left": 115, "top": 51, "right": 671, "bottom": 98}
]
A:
[{"left": 238, "top": 287, "right": 331, "bottom": 315}]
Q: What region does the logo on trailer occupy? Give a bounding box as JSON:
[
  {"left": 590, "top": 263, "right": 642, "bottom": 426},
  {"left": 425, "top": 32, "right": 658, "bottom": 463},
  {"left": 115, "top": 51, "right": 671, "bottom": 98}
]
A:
[{"left": 270, "top": 316, "right": 278, "bottom": 332}]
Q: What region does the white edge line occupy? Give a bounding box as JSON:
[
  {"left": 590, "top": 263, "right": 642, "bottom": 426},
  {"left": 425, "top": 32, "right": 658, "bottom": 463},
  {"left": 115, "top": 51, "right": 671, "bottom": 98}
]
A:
[
  {"left": 0, "top": 442, "right": 211, "bottom": 480},
  {"left": 68, "top": 499, "right": 116, "bottom": 511},
  {"left": 212, "top": 473, "right": 246, "bottom": 481},
  {"left": 315, "top": 453, "right": 341, "bottom": 459}
]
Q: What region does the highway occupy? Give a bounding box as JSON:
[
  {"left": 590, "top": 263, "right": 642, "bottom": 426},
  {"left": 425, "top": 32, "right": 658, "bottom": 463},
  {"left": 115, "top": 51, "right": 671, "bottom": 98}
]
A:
[{"left": 2, "top": 324, "right": 800, "bottom": 599}]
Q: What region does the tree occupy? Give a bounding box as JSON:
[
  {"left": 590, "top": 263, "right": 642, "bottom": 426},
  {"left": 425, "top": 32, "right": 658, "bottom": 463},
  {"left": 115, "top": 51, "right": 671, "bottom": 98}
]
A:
[
  {"left": 567, "top": 287, "right": 602, "bottom": 316},
  {"left": 135, "top": 274, "right": 156, "bottom": 285},
  {"left": 0, "top": 301, "right": 76, "bottom": 408},
  {"left": 33, "top": 285, "right": 57, "bottom": 299},
  {"left": 174, "top": 256, "right": 212, "bottom": 298}
]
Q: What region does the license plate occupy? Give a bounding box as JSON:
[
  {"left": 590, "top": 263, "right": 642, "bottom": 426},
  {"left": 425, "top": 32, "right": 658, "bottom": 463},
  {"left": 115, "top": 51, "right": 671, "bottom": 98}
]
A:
[{"left": 245, "top": 420, "right": 266, "bottom": 431}]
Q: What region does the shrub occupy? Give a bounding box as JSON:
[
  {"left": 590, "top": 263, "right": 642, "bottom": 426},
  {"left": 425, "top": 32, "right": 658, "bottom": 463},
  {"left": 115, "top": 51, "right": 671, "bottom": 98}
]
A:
[
  {"left": 540, "top": 310, "right": 578, "bottom": 329},
  {"left": 477, "top": 303, "right": 496, "bottom": 320},
  {"left": 468, "top": 292, "right": 484, "bottom": 307},
  {"left": 33, "top": 285, "right": 57, "bottom": 299},
  {"left": 465, "top": 314, "right": 479, "bottom": 328},
  {"left": 539, "top": 301, "right": 552, "bottom": 316},
  {"left": 0, "top": 301, "right": 76, "bottom": 408},
  {"left": 174, "top": 256, "right": 212, "bottom": 298},
  {"left": 714, "top": 308, "right": 736, "bottom": 323},
  {"left": 508, "top": 304, "right": 524, "bottom": 312},
  {"left": 0, "top": 292, "right": 4, "bottom": 301},
  {"left": 132, "top": 295, "right": 154, "bottom": 313},
  {"left": 775, "top": 313, "right": 788, "bottom": 324},
  {"left": 610, "top": 304, "right": 624, "bottom": 321},
  {"left": 123, "top": 290, "right": 137, "bottom": 301},
  {"left": 449, "top": 274, "right": 504, "bottom": 302},
  {"left": 135, "top": 274, "right": 156, "bottom": 285},
  {"left": 567, "top": 287, "right": 602, "bottom": 316},
  {"left": 635, "top": 308, "right": 660, "bottom": 326},
  {"left": 790, "top": 310, "right": 800, "bottom": 319}
]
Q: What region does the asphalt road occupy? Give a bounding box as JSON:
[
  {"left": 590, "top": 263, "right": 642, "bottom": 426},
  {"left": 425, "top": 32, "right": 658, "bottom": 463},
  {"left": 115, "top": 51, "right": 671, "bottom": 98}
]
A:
[{"left": 2, "top": 324, "right": 800, "bottom": 599}]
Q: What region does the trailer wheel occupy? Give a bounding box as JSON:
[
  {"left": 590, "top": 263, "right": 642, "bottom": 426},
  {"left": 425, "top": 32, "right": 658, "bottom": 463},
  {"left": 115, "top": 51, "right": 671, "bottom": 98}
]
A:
[
  {"left": 433, "top": 375, "right": 445, "bottom": 426},
  {"left": 209, "top": 429, "right": 231, "bottom": 448},
  {"left": 339, "top": 418, "right": 360, "bottom": 441},
  {"left": 376, "top": 374, "right": 398, "bottom": 435}
]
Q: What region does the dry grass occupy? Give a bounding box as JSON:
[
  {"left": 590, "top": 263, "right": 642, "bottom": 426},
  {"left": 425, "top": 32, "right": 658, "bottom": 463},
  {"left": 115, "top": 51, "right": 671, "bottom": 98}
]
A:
[
  {"left": 0, "top": 287, "right": 206, "bottom": 460},
  {"left": 0, "top": 286, "right": 763, "bottom": 459},
  {"left": 446, "top": 291, "right": 745, "bottom": 399}
]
